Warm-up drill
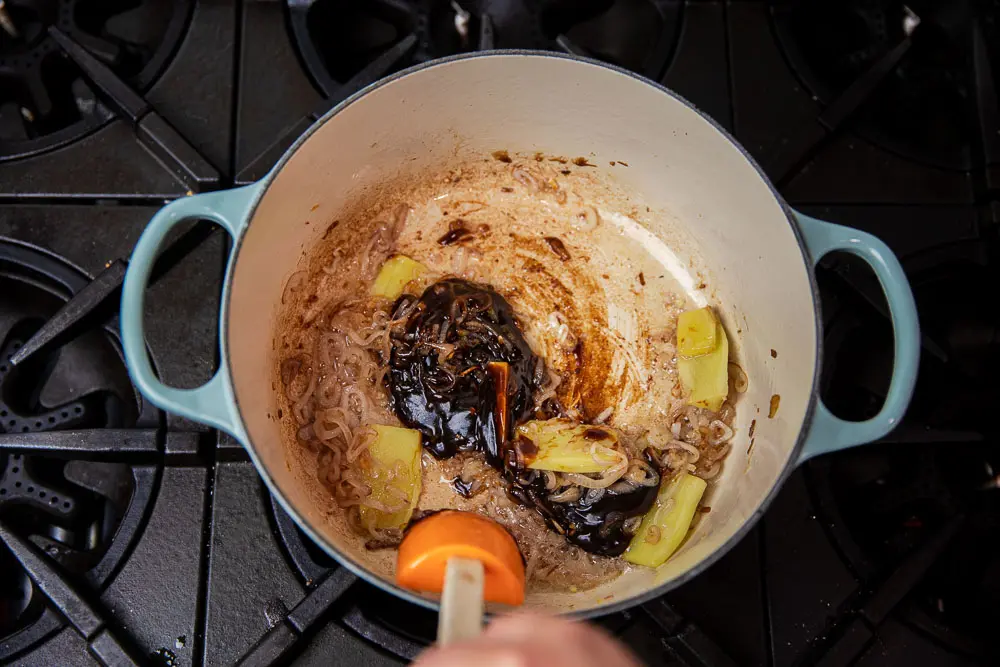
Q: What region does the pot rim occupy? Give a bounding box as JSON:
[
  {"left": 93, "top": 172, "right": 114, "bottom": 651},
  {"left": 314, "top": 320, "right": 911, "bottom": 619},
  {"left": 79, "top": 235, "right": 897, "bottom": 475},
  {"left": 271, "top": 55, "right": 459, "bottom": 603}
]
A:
[{"left": 223, "top": 50, "right": 823, "bottom": 618}]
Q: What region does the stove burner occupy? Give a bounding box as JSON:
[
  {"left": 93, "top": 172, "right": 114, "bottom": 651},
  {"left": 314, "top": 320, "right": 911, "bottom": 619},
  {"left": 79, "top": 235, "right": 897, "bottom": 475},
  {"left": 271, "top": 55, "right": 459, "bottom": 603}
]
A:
[
  {"left": 808, "top": 443, "right": 1000, "bottom": 661},
  {"left": 0, "top": 455, "right": 135, "bottom": 630},
  {"left": 0, "top": 259, "right": 137, "bottom": 432},
  {"left": 0, "top": 0, "right": 193, "bottom": 161},
  {"left": 771, "top": 0, "right": 1000, "bottom": 171},
  {"left": 807, "top": 242, "right": 1000, "bottom": 660},
  {"left": 539, "top": 0, "right": 673, "bottom": 72},
  {"left": 1, "top": 325, "right": 96, "bottom": 434},
  {"left": 287, "top": 0, "right": 680, "bottom": 100},
  {"left": 0, "top": 239, "right": 154, "bottom": 658}
]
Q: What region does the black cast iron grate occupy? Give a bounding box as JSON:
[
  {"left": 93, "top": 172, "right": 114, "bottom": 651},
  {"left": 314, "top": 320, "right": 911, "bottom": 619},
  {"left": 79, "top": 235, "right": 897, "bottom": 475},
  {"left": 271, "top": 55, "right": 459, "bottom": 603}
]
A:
[
  {"left": 287, "top": 0, "right": 681, "bottom": 97},
  {"left": 771, "top": 0, "right": 981, "bottom": 171},
  {"left": 0, "top": 0, "right": 194, "bottom": 160},
  {"left": 0, "top": 239, "right": 161, "bottom": 662},
  {"left": 765, "top": 0, "right": 1000, "bottom": 193}
]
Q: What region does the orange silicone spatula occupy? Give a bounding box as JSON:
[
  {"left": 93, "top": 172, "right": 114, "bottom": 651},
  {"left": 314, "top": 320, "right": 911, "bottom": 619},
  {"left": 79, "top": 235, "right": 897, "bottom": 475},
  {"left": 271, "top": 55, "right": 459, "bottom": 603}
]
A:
[{"left": 397, "top": 510, "right": 525, "bottom": 644}]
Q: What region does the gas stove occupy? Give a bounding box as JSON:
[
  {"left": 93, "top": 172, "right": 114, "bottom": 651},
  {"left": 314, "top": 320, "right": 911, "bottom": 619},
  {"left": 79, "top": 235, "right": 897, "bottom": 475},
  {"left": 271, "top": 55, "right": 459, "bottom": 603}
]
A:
[{"left": 0, "top": 1, "right": 997, "bottom": 666}]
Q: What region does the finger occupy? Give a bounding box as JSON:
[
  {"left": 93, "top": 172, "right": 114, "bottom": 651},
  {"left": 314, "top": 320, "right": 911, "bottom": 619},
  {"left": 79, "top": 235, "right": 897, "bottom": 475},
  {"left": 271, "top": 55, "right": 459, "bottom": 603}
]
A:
[
  {"left": 485, "top": 613, "right": 644, "bottom": 667},
  {"left": 484, "top": 612, "right": 571, "bottom": 641},
  {"left": 414, "top": 631, "right": 644, "bottom": 667},
  {"left": 412, "top": 637, "right": 546, "bottom": 667}
]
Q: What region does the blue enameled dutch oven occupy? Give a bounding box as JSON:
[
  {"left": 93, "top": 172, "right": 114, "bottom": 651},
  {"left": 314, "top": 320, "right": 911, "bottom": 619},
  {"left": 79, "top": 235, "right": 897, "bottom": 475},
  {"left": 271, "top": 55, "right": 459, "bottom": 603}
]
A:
[{"left": 120, "top": 52, "right": 919, "bottom": 616}]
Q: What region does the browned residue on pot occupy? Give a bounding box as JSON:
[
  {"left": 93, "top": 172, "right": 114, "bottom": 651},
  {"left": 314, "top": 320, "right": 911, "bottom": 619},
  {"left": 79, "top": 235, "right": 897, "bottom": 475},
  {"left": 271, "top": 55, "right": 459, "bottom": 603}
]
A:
[
  {"left": 513, "top": 247, "right": 625, "bottom": 420},
  {"left": 322, "top": 220, "right": 340, "bottom": 239},
  {"left": 437, "top": 219, "right": 475, "bottom": 246},
  {"left": 544, "top": 237, "right": 571, "bottom": 261},
  {"left": 768, "top": 394, "right": 781, "bottom": 419}
]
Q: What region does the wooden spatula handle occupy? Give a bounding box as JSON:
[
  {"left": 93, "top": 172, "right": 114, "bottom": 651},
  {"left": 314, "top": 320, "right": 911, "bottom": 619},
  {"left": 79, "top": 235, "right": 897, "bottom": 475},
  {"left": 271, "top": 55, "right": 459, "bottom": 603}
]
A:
[{"left": 437, "top": 557, "right": 485, "bottom": 645}]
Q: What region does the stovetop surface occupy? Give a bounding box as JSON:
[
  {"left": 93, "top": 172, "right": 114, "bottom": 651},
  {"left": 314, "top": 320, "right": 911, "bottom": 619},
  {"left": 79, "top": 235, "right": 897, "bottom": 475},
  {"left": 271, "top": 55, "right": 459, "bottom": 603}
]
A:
[{"left": 0, "top": 2, "right": 997, "bottom": 666}]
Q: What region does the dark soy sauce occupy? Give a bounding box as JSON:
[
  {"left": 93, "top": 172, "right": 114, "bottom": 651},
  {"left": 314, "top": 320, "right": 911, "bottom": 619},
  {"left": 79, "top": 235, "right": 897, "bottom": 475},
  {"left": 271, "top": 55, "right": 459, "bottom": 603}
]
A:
[{"left": 387, "top": 278, "right": 658, "bottom": 556}]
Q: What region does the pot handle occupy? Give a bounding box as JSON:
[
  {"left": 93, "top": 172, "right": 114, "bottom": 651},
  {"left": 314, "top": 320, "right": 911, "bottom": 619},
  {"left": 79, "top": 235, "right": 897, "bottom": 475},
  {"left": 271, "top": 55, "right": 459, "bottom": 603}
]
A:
[
  {"left": 793, "top": 212, "right": 920, "bottom": 463},
  {"left": 120, "top": 184, "right": 262, "bottom": 438}
]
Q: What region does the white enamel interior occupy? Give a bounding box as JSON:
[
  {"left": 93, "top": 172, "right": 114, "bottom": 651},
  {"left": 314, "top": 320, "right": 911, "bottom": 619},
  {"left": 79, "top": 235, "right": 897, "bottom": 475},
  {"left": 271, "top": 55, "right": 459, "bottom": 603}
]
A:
[{"left": 225, "top": 54, "right": 818, "bottom": 615}]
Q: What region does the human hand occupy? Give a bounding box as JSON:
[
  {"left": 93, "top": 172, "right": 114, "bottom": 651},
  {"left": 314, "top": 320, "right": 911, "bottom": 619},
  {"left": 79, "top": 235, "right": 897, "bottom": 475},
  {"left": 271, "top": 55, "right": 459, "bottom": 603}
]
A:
[{"left": 413, "top": 612, "right": 644, "bottom": 667}]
